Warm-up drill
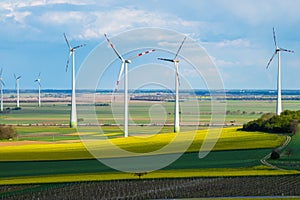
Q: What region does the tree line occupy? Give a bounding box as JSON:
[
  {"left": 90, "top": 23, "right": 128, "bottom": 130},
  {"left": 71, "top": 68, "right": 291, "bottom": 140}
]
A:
[{"left": 242, "top": 110, "right": 299, "bottom": 134}]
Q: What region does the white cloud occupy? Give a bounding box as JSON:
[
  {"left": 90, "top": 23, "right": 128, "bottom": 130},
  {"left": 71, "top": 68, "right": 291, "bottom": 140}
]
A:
[
  {"left": 0, "top": 0, "right": 92, "bottom": 9},
  {"left": 0, "top": 0, "right": 95, "bottom": 25},
  {"left": 40, "top": 11, "right": 86, "bottom": 25},
  {"left": 46, "top": 0, "right": 93, "bottom": 5},
  {"left": 215, "top": 39, "right": 251, "bottom": 48},
  {"left": 36, "top": 7, "right": 202, "bottom": 40},
  {"left": 6, "top": 11, "right": 31, "bottom": 24}
]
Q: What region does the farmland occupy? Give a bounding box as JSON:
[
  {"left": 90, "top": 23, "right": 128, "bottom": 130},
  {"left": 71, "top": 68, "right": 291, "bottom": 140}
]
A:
[
  {"left": 2, "top": 175, "right": 300, "bottom": 199},
  {"left": 0, "top": 127, "right": 285, "bottom": 161},
  {"left": 0, "top": 92, "right": 300, "bottom": 198},
  {"left": 2, "top": 96, "right": 300, "bottom": 126},
  {"left": 0, "top": 127, "right": 293, "bottom": 183}
]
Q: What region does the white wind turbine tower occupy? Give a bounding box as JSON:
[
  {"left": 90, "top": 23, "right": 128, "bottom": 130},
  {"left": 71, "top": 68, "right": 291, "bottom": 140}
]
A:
[
  {"left": 0, "top": 68, "right": 5, "bottom": 112},
  {"left": 158, "top": 36, "right": 186, "bottom": 133},
  {"left": 14, "top": 74, "right": 21, "bottom": 108},
  {"left": 266, "top": 27, "right": 294, "bottom": 116},
  {"left": 104, "top": 33, "right": 156, "bottom": 137},
  {"left": 64, "top": 33, "right": 86, "bottom": 128},
  {"left": 34, "top": 72, "right": 41, "bottom": 107}
]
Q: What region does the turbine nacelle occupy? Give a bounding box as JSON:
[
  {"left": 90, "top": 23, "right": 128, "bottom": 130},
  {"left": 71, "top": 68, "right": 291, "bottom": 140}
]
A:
[
  {"left": 34, "top": 72, "right": 41, "bottom": 86},
  {"left": 35, "top": 79, "right": 41, "bottom": 86},
  {"left": 14, "top": 74, "right": 22, "bottom": 81}
]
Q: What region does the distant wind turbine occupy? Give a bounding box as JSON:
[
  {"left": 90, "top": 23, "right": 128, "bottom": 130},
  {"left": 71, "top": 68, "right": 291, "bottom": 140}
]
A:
[
  {"left": 0, "top": 68, "right": 5, "bottom": 112},
  {"left": 266, "top": 27, "right": 294, "bottom": 115},
  {"left": 34, "top": 72, "right": 41, "bottom": 107},
  {"left": 104, "top": 33, "right": 156, "bottom": 137},
  {"left": 14, "top": 74, "right": 21, "bottom": 108},
  {"left": 158, "top": 36, "right": 186, "bottom": 133},
  {"left": 64, "top": 33, "right": 86, "bottom": 128}
]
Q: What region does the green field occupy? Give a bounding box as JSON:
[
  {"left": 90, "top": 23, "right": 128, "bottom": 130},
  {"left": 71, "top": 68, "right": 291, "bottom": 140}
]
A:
[
  {"left": 2, "top": 100, "right": 300, "bottom": 125},
  {"left": 0, "top": 127, "right": 297, "bottom": 185},
  {"left": 0, "top": 99, "right": 300, "bottom": 186}
]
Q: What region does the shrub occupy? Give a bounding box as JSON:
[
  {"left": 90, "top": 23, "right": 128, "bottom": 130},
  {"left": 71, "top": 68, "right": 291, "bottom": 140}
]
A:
[
  {"left": 270, "top": 150, "right": 280, "bottom": 160},
  {"left": 0, "top": 125, "right": 17, "bottom": 140}
]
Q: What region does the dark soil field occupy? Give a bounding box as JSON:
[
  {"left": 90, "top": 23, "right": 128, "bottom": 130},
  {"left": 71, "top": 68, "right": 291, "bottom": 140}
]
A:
[{"left": 1, "top": 175, "right": 300, "bottom": 199}]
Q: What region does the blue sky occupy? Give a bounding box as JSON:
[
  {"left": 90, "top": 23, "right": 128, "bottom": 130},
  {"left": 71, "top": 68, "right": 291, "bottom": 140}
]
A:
[{"left": 0, "top": 0, "right": 300, "bottom": 90}]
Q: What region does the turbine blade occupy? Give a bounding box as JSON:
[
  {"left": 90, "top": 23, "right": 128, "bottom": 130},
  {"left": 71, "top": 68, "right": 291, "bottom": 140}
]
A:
[
  {"left": 17, "top": 76, "right": 21, "bottom": 80},
  {"left": 174, "top": 36, "right": 187, "bottom": 60},
  {"left": 114, "top": 62, "right": 125, "bottom": 93},
  {"left": 273, "top": 27, "right": 277, "bottom": 47},
  {"left": 73, "top": 44, "right": 86, "bottom": 50},
  {"left": 280, "top": 48, "right": 294, "bottom": 53},
  {"left": 14, "top": 74, "right": 16, "bottom": 80},
  {"left": 38, "top": 72, "right": 41, "bottom": 78},
  {"left": 1, "top": 80, "right": 5, "bottom": 87},
  {"left": 127, "top": 49, "right": 156, "bottom": 60},
  {"left": 158, "top": 58, "right": 174, "bottom": 62},
  {"left": 66, "top": 52, "right": 72, "bottom": 72},
  {"left": 0, "top": 68, "right": 2, "bottom": 77},
  {"left": 104, "top": 33, "right": 123, "bottom": 61},
  {"left": 64, "top": 33, "right": 71, "bottom": 49},
  {"left": 266, "top": 51, "right": 277, "bottom": 69}
]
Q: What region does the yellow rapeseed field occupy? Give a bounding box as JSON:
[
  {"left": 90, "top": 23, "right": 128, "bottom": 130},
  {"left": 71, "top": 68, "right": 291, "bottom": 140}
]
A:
[{"left": 0, "top": 127, "right": 285, "bottom": 161}]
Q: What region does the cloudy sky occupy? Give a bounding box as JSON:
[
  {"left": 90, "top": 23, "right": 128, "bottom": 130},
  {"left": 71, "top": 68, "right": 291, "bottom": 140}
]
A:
[{"left": 0, "top": 0, "right": 300, "bottom": 90}]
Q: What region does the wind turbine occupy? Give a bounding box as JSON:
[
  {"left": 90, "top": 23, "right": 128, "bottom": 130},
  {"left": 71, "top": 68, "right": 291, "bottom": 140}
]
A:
[
  {"left": 104, "top": 33, "right": 156, "bottom": 137},
  {"left": 266, "top": 27, "right": 294, "bottom": 115},
  {"left": 158, "top": 36, "right": 186, "bottom": 133},
  {"left": 64, "top": 33, "right": 86, "bottom": 128},
  {"left": 14, "top": 74, "right": 21, "bottom": 108},
  {"left": 0, "top": 68, "right": 5, "bottom": 112},
  {"left": 34, "top": 72, "right": 41, "bottom": 107}
]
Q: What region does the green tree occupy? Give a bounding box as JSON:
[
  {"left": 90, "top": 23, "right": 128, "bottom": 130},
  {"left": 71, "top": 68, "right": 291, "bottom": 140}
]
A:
[{"left": 242, "top": 110, "right": 300, "bottom": 134}]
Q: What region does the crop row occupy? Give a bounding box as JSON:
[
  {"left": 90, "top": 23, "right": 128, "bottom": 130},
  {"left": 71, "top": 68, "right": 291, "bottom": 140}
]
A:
[{"left": 1, "top": 175, "right": 300, "bottom": 199}]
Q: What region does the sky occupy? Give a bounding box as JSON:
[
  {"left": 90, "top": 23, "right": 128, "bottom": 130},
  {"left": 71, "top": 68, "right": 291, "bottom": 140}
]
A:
[{"left": 0, "top": 0, "right": 300, "bottom": 90}]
